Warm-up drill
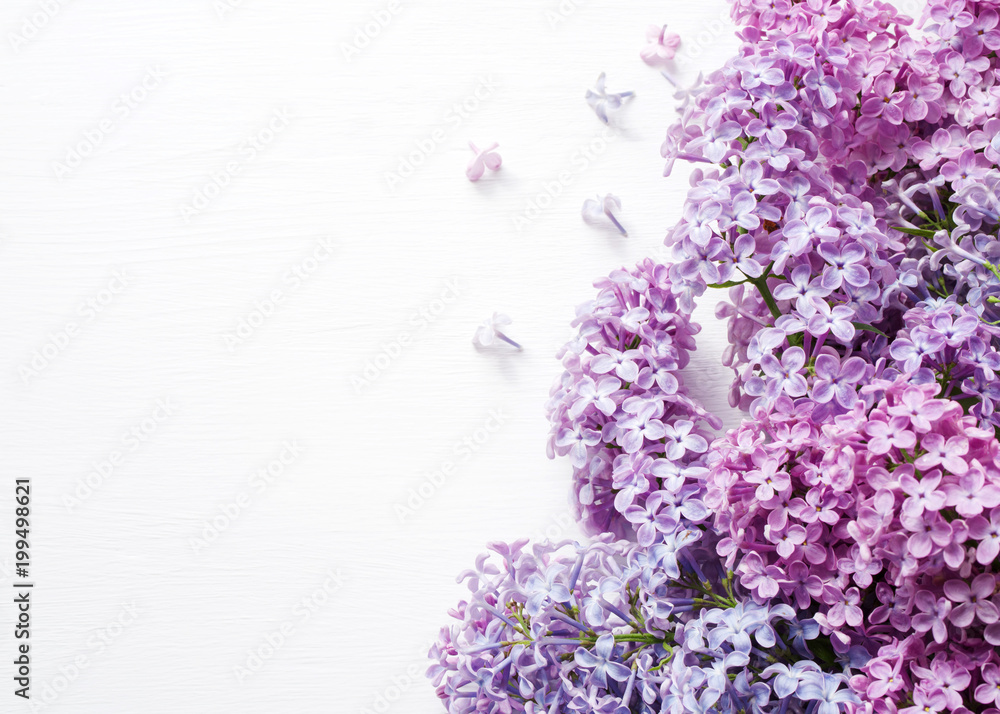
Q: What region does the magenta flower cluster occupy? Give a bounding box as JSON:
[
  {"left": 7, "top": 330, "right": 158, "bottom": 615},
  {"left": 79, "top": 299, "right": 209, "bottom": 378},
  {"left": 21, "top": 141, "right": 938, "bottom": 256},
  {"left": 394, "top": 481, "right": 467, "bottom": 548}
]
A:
[
  {"left": 431, "top": 0, "right": 1000, "bottom": 712},
  {"left": 708, "top": 376, "right": 1000, "bottom": 710}
]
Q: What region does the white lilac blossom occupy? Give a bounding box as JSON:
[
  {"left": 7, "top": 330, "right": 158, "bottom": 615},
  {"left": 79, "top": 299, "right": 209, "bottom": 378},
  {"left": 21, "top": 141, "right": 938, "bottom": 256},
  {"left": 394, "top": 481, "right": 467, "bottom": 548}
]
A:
[
  {"left": 585, "top": 73, "right": 634, "bottom": 125},
  {"left": 582, "top": 194, "right": 628, "bottom": 237},
  {"left": 474, "top": 313, "right": 522, "bottom": 351},
  {"left": 466, "top": 142, "right": 502, "bottom": 182}
]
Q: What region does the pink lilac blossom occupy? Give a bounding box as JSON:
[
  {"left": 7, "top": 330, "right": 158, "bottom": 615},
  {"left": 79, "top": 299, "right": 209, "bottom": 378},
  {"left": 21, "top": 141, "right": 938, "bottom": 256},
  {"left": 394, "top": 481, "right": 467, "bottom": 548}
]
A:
[
  {"left": 466, "top": 142, "right": 502, "bottom": 182},
  {"left": 640, "top": 24, "right": 682, "bottom": 68},
  {"left": 707, "top": 375, "right": 1000, "bottom": 712}
]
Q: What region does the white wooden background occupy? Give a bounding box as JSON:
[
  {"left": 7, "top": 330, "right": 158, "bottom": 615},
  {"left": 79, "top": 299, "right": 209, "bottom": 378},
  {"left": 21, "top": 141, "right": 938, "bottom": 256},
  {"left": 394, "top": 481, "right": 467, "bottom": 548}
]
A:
[{"left": 0, "top": 1, "right": 744, "bottom": 712}]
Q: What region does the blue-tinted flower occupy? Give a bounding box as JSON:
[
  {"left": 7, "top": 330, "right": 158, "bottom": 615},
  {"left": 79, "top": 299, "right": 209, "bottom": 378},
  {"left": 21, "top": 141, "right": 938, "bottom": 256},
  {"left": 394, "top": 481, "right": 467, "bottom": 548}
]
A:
[
  {"left": 586, "top": 73, "right": 634, "bottom": 124},
  {"left": 583, "top": 193, "right": 628, "bottom": 236},
  {"left": 796, "top": 671, "right": 859, "bottom": 713},
  {"left": 574, "top": 634, "right": 632, "bottom": 689}
]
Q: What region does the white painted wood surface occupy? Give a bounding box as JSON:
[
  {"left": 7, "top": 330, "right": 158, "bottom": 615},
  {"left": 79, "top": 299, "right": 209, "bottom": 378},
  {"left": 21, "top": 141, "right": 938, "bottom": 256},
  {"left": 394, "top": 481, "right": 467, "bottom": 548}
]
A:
[{"left": 0, "top": 1, "right": 742, "bottom": 711}]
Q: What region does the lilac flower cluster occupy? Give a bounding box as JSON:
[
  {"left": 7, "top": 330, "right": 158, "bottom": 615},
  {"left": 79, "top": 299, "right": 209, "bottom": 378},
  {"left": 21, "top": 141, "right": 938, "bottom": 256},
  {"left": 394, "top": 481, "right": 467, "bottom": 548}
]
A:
[
  {"left": 707, "top": 374, "right": 1000, "bottom": 711},
  {"left": 545, "top": 259, "right": 720, "bottom": 537},
  {"left": 429, "top": 536, "right": 856, "bottom": 714},
  {"left": 660, "top": 0, "right": 1000, "bottom": 424},
  {"left": 886, "top": 301, "right": 1000, "bottom": 427},
  {"left": 434, "top": 0, "right": 1000, "bottom": 711}
]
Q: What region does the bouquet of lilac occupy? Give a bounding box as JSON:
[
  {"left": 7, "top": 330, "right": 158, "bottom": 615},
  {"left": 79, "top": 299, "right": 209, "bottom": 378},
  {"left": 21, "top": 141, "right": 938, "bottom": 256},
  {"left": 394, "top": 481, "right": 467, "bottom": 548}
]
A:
[{"left": 431, "top": 0, "right": 1000, "bottom": 712}]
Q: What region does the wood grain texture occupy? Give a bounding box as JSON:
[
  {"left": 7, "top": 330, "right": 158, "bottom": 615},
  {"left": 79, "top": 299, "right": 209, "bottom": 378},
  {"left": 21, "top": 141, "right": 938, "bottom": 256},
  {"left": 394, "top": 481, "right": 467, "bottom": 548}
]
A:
[{"left": 0, "top": 1, "right": 740, "bottom": 711}]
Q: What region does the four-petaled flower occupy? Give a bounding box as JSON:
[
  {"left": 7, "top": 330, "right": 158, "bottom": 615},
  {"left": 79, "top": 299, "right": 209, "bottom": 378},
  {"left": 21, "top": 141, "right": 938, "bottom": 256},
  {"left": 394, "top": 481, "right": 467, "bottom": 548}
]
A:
[
  {"left": 760, "top": 347, "right": 808, "bottom": 398},
  {"left": 640, "top": 25, "right": 681, "bottom": 68},
  {"left": 976, "top": 663, "right": 1000, "bottom": 707},
  {"left": 586, "top": 73, "right": 634, "bottom": 124},
  {"left": 574, "top": 634, "right": 632, "bottom": 689},
  {"left": 912, "top": 591, "right": 953, "bottom": 643},
  {"left": 944, "top": 573, "right": 999, "bottom": 627}
]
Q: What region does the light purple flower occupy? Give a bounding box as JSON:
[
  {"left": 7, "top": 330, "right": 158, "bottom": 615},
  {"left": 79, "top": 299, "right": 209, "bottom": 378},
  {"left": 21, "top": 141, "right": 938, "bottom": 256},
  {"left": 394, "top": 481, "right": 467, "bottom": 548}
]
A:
[
  {"left": 911, "top": 591, "right": 952, "bottom": 643},
  {"left": 976, "top": 664, "right": 1000, "bottom": 707},
  {"left": 773, "top": 265, "right": 832, "bottom": 312},
  {"left": 943, "top": 573, "right": 998, "bottom": 627},
  {"left": 574, "top": 634, "right": 632, "bottom": 689},
  {"left": 818, "top": 242, "right": 870, "bottom": 290},
  {"left": 617, "top": 400, "right": 666, "bottom": 453},
  {"left": 969, "top": 507, "right": 1000, "bottom": 564},
  {"left": 583, "top": 193, "right": 628, "bottom": 236},
  {"left": 889, "top": 327, "right": 946, "bottom": 372},
  {"left": 931, "top": 0, "right": 974, "bottom": 38},
  {"left": 474, "top": 313, "right": 522, "bottom": 350},
  {"left": 591, "top": 348, "right": 642, "bottom": 382},
  {"left": 900, "top": 471, "right": 947, "bottom": 518},
  {"left": 811, "top": 355, "right": 866, "bottom": 407},
  {"left": 569, "top": 376, "right": 620, "bottom": 418},
  {"left": 806, "top": 299, "right": 857, "bottom": 342},
  {"left": 720, "top": 191, "right": 761, "bottom": 231},
  {"left": 796, "top": 671, "right": 859, "bottom": 713},
  {"left": 782, "top": 206, "right": 839, "bottom": 255},
  {"left": 661, "top": 420, "right": 708, "bottom": 460},
  {"left": 738, "top": 551, "right": 782, "bottom": 599},
  {"left": 913, "top": 433, "right": 970, "bottom": 475},
  {"left": 759, "top": 347, "right": 808, "bottom": 398},
  {"left": 585, "top": 73, "right": 634, "bottom": 124},
  {"left": 555, "top": 424, "right": 602, "bottom": 468}
]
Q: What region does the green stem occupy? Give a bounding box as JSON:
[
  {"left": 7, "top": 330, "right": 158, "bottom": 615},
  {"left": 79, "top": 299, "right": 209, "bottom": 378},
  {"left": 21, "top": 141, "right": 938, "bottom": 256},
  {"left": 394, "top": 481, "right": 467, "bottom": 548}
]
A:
[{"left": 751, "top": 277, "right": 781, "bottom": 319}]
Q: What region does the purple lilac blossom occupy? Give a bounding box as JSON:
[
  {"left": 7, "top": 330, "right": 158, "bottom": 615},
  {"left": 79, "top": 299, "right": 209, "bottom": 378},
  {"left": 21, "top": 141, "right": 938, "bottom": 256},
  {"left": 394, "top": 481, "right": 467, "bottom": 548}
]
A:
[
  {"left": 707, "top": 375, "right": 1000, "bottom": 712},
  {"left": 440, "top": 0, "right": 1000, "bottom": 712},
  {"left": 661, "top": 0, "right": 1000, "bottom": 427},
  {"left": 546, "top": 259, "right": 720, "bottom": 537},
  {"left": 429, "top": 537, "right": 846, "bottom": 714}
]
